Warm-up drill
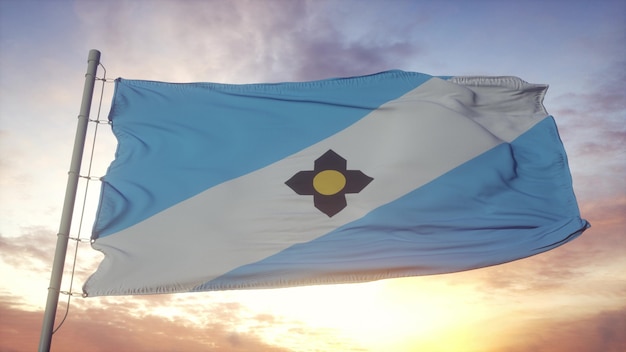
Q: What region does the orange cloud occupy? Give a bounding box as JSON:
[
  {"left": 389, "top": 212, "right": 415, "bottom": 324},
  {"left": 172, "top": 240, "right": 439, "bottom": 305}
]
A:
[
  {"left": 0, "top": 295, "right": 291, "bottom": 352},
  {"left": 494, "top": 307, "right": 626, "bottom": 352}
]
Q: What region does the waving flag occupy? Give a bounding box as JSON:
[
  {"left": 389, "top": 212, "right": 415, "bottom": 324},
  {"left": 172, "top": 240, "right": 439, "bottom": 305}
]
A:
[{"left": 84, "top": 71, "right": 589, "bottom": 296}]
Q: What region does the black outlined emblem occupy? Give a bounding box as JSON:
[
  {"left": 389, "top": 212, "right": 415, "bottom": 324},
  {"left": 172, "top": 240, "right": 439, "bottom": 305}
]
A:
[{"left": 285, "top": 150, "right": 373, "bottom": 217}]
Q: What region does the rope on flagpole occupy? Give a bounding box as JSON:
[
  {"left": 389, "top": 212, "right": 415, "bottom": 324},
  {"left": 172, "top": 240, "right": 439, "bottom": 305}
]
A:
[{"left": 50, "top": 61, "right": 110, "bottom": 334}]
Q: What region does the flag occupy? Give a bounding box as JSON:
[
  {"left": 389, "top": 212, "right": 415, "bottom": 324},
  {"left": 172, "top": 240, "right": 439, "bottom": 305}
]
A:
[{"left": 83, "top": 70, "right": 589, "bottom": 296}]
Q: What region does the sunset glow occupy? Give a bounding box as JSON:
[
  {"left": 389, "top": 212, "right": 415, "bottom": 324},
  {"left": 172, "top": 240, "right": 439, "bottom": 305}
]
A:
[{"left": 1, "top": 0, "right": 624, "bottom": 351}]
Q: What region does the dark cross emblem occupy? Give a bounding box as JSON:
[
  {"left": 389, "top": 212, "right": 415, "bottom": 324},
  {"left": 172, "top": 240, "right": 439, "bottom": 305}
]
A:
[{"left": 285, "top": 149, "right": 373, "bottom": 217}]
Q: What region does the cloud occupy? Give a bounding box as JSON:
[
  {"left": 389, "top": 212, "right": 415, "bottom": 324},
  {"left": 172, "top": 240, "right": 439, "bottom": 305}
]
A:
[
  {"left": 0, "top": 294, "right": 292, "bottom": 352},
  {"left": 72, "top": 0, "right": 424, "bottom": 83},
  {"left": 0, "top": 228, "right": 56, "bottom": 271},
  {"left": 499, "top": 307, "right": 626, "bottom": 352},
  {"left": 548, "top": 26, "right": 625, "bottom": 140},
  {"left": 550, "top": 57, "right": 626, "bottom": 202},
  {"left": 2, "top": 2, "right": 623, "bottom": 351},
  {"left": 1, "top": 289, "right": 364, "bottom": 351}
]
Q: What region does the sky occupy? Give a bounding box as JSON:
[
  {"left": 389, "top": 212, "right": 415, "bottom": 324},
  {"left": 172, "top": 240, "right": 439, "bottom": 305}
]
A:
[{"left": 0, "top": 0, "right": 624, "bottom": 351}]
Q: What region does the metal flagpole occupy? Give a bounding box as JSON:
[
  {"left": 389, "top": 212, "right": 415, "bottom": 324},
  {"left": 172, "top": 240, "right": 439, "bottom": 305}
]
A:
[{"left": 38, "top": 49, "right": 101, "bottom": 352}]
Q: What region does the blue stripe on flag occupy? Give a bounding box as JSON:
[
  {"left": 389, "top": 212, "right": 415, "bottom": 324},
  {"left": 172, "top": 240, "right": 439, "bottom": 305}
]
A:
[
  {"left": 95, "top": 71, "right": 433, "bottom": 238},
  {"left": 193, "top": 117, "right": 589, "bottom": 291}
]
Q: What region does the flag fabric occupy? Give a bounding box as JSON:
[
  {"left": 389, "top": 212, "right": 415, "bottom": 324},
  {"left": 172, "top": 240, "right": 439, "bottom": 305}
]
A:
[{"left": 83, "top": 70, "right": 589, "bottom": 296}]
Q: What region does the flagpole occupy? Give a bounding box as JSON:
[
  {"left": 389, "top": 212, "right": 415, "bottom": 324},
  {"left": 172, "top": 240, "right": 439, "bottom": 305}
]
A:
[{"left": 38, "top": 49, "right": 101, "bottom": 352}]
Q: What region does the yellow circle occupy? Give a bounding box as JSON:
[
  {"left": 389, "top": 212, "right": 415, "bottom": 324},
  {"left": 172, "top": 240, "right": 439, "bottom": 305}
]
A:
[{"left": 313, "top": 170, "right": 346, "bottom": 195}]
